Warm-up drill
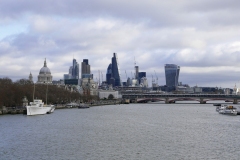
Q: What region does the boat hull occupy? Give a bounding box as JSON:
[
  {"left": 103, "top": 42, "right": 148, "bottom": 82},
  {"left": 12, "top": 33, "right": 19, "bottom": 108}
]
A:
[{"left": 26, "top": 106, "right": 52, "bottom": 116}]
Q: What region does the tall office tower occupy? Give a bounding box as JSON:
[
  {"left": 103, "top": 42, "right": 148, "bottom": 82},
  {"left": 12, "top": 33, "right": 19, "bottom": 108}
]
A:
[
  {"left": 106, "top": 63, "right": 112, "bottom": 85},
  {"left": 164, "top": 64, "right": 180, "bottom": 87},
  {"left": 69, "top": 66, "right": 73, "bottom": 77},
  {"left": 111, "top": 53, "right": 122, "bottom": 86},
  {"left": 81, "top": 59, "right": 91, "bottom": 78},
  {"left": 138, "top": 72, "right": 146, "bottom": 83},
  {"left": 72, "top": 59, "right": 79, "bottom": 79},
  {"left": 135, "top": 66, "right": 139, "bottom": 80},
  {"left": 63, "top": 59, "right": 79, "bottom": 80}
]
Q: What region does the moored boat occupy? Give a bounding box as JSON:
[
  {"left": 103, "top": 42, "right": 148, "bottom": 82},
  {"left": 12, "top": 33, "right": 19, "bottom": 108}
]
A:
[
  {"left": 78, "top": 103, "right": 89, "bottom": 109},
  {"left": 26, "top": 99, "right": 55, "bottom": 116},
  {"left": 218, "top": 105, "right": 237, "bottom": 116}
]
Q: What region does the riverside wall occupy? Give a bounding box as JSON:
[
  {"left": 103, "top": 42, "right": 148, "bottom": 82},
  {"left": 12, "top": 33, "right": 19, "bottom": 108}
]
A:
[{"left": 0, "top": 99, "right": 127, "bottom": 115}]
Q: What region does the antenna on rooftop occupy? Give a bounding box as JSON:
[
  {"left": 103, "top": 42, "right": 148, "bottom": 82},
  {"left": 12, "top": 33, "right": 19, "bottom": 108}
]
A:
[
  {"left": 134, "top": 56, "right": 136, "bottom": 66},
  {"left": 98, "top": 70, "right": 100, "bottom": 86}
]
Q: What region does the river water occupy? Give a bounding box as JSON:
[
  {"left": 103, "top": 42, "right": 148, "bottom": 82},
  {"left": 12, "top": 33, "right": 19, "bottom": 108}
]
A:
[{"left": 1, "top": 102, "right": 240, "bottom": 160}]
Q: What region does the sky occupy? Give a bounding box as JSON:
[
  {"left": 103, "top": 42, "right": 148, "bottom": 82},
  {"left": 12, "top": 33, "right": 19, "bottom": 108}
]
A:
[{"left": 1, "top": 0, "right": 240, "bottom": 88}]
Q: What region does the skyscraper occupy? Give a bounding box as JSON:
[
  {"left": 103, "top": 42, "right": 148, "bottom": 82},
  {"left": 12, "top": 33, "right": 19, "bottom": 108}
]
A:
[
  {"left": 138, "top": 72, "right": 146, "bottom": 83},
  {"left": 106, "top": 63, "right": 112, "bottom": 85},
  {"left": 164, "top": 64, "right": 180, "bottom": 87},
  {"left": 81, "top": 59, "right": 92, "bottom": 78},
  {"left": 111, "top": 53, "right": 122, "bottom": 87},
  {"left": 135, "top": 66, "right": 139, "bottom": 80},
  {"left": 63, "top": 58, "right": 79, "bottom": 80},
  {"left": 72, "top": 59, "right": 79, "bottom": 79}
]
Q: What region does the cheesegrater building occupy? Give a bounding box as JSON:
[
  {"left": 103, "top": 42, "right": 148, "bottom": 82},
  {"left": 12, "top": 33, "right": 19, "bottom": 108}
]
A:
[{"left": 106, "top": 53, "right": 122, "bottom": 87}]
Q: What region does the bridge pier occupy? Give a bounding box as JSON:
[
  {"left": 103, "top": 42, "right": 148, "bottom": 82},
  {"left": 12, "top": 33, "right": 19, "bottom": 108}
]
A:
[
  {"left": 200, "top": 98, "right": 206, "bottom": 104},
  {"left": 165, "top": 98, "right": 169, "bottom": 104},
  {"left": 233, "top": 99, "right": 238, "bottom": 104}
]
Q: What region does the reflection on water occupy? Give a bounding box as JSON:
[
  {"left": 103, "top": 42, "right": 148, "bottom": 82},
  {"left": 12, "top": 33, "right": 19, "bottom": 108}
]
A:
[{"left": 1, "top": 103, "right": 240, "bottom": 160}]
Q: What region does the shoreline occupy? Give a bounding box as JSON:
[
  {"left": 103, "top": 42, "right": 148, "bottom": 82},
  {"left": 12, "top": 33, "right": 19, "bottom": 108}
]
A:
[{"left": 0, "top": 102, "right": 238, "bottom": 115}]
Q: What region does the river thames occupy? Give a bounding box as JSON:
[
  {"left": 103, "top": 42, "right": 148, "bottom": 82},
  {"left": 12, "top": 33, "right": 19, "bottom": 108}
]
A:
[{"left": 1, "top": 102, "right": 240, "bottom": 160}]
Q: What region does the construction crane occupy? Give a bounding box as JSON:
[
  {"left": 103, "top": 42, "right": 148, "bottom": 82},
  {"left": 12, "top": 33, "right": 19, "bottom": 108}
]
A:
[
  {"left": 134, "top": 56, "right": 136, "bottom": 66},
  {"left": 151, "top": 74, "right": 155, "bottom": 87},
  {"left": 154, "top": 70, "right": 158, "bottom": 86},
  {"left": 98, "top": 70, "right": 100, "bottom": 86},
  {"left": 101, "top": 71, "right": 103, "bottom": 83},
  {"left": 125, "top": 70, "right": 128, "bottom": 79}
]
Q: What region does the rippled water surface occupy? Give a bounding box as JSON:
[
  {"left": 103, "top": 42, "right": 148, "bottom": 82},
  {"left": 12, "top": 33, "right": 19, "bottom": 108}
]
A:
[{"left": 1, "top": 103, "right": 240, "bottom": 160}]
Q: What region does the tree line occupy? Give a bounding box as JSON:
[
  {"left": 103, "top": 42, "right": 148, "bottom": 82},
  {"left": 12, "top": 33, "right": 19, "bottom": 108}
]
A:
[{"left": 0, "top": 78, "right": 98, "bottom": 107}]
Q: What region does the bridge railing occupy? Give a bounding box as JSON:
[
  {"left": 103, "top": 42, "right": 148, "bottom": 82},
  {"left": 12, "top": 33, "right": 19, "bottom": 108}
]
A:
[{"left": 122, "top": 94, "right": 240, "bottom": 98}]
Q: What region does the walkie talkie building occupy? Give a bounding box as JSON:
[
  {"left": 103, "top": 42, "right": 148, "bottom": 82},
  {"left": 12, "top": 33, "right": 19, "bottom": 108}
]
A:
[{"left": 164, "top": 64, "right": 180, "bottom": 87}]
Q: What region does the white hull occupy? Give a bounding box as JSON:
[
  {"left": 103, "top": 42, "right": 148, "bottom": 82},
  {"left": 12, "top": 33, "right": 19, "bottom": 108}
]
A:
[
  {"left": 47, "top": 105, "right": 55, "bottom": 114},
  {"left": 219, "top": 110, "right": 237, "bottom": 115},
  {"left": 26, "top": 99, "right": 55, "bottom": 116},
  {"left": 26, "top": 106, "right": 52, "bottom": 115},
  {"left": 218, "top": 105, "right": 238, "bottom": 116}
]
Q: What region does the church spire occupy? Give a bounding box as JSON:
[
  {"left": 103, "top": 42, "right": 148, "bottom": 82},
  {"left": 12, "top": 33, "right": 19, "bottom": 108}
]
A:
[
  {"left": 44, "top": 58, "right": 47, "bottom": 67},
  {"left": 29, "top": 72, "right": 33, "bottom": 82}
]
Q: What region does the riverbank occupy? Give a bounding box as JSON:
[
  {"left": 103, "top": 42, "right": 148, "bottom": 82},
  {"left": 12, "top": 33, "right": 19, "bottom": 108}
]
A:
[{"left": 0, "top": 100, "right": 123, "bottom": 115}]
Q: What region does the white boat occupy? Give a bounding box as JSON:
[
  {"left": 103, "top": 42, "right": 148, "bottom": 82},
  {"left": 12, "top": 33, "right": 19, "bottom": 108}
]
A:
[
  {"left": 26, "top": 99, "right": 55, "bottom": 116},
  {"left": 218, "top": 105, "right": 237, "bottom": 116},
  {"left": 78, "top": 103, "right": 90, "bottom": 109}
]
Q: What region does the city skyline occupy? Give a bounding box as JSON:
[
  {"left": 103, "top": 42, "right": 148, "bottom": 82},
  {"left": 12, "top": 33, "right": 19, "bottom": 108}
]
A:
[{"left": 1, "top": 0, "right": 240, "bottom": 88}]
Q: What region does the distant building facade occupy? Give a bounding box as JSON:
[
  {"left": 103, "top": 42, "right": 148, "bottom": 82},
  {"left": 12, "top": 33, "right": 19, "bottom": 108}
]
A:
[
  {"left": 37, "top": 58, "right": 53, "bottom": 84},
  {"left": 98, "top": 90, "right": 119, "bottom": 99},
  {"left": 81, "top": 78, "right": 98, "bottom": 96},
  {"left": 164, "top": 64, "right": 180, "bottom": 87}
]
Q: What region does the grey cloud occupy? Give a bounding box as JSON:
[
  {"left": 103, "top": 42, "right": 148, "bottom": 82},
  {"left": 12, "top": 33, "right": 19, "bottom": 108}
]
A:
[
  {"left": 1, "top": 0, "right": 240, "bottom": 88},
  {"left": 1, "top": 0, "right": 239, "bottom": 28}
]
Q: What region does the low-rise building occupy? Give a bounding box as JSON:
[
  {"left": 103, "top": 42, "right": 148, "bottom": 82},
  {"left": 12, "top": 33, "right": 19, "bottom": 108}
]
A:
[{"left": 98, "top": 89, "right": 120, "bottom": 99}]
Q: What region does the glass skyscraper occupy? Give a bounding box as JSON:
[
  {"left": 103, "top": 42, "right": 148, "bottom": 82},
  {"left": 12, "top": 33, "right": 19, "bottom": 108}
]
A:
[
  {"left": 72, "top": 59, "right": 79, "bottom": 79},
  {"left": 111, "top": 53, "right": 122, "bottom": 87},
  {"left": 63, "top": 58, "right": 79, "bottom": 85},
  {"left": 106, "top": 64, "right": 112, "bottom": 85},
  {"left": 138, "top": 72, "right": 146, "bottom": 83},
  {"left": 63, "top": 58, "right": 79, "bottom": 80},
  {"left": 164, "top": 64, "right": 180, "bottom": 87}
]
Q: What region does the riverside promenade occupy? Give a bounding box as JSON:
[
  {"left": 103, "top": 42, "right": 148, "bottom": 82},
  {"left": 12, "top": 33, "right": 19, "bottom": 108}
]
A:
[{"left": 0, "top": 100, "right": 123, "bottom": 115}]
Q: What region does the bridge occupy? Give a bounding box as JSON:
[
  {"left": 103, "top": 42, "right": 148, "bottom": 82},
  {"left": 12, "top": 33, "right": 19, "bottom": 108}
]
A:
[{"left": 121, "top": 93, "right": 240, "bottom": 104}]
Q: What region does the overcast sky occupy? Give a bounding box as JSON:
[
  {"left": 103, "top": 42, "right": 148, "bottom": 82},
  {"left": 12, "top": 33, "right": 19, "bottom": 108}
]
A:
[{"left": 1, "top": 0, "right": 240, "bottom": 88}]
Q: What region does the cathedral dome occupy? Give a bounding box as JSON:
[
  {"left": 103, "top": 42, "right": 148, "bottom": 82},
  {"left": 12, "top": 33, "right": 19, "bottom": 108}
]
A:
[
  {"left": 37, "top": 58, "right": 53, "bottom": 84},
  {"left": 39, "top": 66, "right": 51, "bottom": 74},
  {"left": 39, "top": 59, "right": 51, "bottom": 74}
]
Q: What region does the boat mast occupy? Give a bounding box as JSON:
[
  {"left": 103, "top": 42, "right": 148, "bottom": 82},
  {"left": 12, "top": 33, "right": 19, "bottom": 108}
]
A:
[
  {"left": 46, "top": 83, "right": 48, "bottom": 105},
  {"left": 33, "top": 83, "right": 35, "bottom": 101}
]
